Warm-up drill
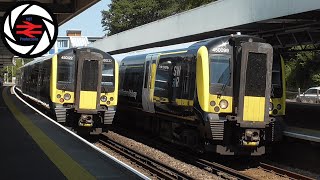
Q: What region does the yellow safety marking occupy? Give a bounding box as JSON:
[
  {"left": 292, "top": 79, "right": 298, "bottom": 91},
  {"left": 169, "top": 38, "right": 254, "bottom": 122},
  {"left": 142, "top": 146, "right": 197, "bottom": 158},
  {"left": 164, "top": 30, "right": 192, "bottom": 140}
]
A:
[
  {"left": 243, "top": 141, "right": 259, "bottom": 146},
  {"left": 175, "top": 98, "right": 194, "bottom": 106},
  {"left": 2, "top": 87, "right": 94, "bottom": 180},
  {"left": 153, "top": 96, "right": 169, "bottom": 103},
  {"left": 79, "top": 91, "right": 97, "bottom": 109},
  {"left": 196, "top": 46, "right": 210, "bottom": 112},
  {"left": 243, "top": 96, "right": 265, "bottom": 122}
]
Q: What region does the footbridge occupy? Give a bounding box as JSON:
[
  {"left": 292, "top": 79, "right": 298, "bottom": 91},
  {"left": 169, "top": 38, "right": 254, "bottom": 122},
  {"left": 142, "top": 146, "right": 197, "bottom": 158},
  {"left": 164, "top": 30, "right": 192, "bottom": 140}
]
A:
[{"left": 90, "top": 0, "right": 320, "bottom": 55}]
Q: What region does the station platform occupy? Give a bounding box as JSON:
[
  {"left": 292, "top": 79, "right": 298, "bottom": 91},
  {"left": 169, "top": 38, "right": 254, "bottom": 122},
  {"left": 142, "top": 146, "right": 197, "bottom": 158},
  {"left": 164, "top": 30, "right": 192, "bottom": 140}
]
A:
[
  {"left": 284, "top": 126, "right": 320, "bottom": 143},
  {"left": 0, "top": 86, "right": 146, "bottom": 179}
]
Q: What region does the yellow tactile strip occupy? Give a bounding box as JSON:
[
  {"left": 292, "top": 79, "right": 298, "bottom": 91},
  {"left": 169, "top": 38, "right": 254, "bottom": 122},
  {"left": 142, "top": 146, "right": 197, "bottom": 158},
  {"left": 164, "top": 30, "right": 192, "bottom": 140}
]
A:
[{"left": 2, "top": 87, "right": 95, "bottom": 180}]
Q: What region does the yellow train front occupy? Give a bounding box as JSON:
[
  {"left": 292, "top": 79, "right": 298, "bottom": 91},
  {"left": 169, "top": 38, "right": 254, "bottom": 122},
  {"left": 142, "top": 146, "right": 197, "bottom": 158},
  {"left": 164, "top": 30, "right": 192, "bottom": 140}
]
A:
[
  {"left": 16, "top": 47, "right": 118, "bottom": 134},
  {"left": 118, "top": 35, "right": 285, "bottom": 155},
  {"left": 195, "top": 36, "right": 286, "bottom": 155}
]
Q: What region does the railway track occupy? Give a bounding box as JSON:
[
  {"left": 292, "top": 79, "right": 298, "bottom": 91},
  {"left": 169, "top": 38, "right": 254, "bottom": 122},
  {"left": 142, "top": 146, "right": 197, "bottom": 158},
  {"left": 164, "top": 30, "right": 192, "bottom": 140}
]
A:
[
  {"left": 259, "top": 162, "right": 316, "bottom": 180},
  {"left": 98, "top": 135, "right": 192, "bottom": 179},
  {"left": 109, "top": 128, "right": 319, "bottom": 180},
  {"left": 166, "top": 147, "right": 255, "bottom": 180},
  {"left": 100, "top": 130, "right": 256, "bottom": 180}
]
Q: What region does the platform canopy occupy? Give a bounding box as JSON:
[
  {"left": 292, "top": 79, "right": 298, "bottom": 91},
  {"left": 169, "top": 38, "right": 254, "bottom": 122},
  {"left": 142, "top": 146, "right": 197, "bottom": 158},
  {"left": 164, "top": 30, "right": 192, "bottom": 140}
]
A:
[
  {"left": 91, "top": 0, "right": 320, "bottom": 55},
  {"left": 0, "top": 0, "right": 100, "bottom": 68}
]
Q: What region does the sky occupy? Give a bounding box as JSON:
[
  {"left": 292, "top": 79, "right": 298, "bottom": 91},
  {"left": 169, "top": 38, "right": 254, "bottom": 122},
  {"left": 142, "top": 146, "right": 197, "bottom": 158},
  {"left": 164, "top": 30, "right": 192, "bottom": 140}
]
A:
[{"left": 58, "top": 0, "right": 111, "bottom": 37}]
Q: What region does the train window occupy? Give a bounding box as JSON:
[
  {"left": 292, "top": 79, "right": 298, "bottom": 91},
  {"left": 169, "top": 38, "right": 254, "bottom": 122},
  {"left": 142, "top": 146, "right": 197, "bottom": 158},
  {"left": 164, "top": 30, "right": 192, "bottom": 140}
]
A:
[
  {"left": 101, "top": 63, "right": 114, "bottom": 86},
  {"left": 57, "top": 60, "right": 74, "bottom": 83},
  {"left": 81, "top": 60, "right": 99, "bottom": 91},
  {"left": 246, "top": 53, "right": 267, "bottom": 97},
  {"left": 155, "top": 59, "right": 171, "bottom": 98},
  {"left": 209, "top": 55, "right": 231, "bottom": 86}
]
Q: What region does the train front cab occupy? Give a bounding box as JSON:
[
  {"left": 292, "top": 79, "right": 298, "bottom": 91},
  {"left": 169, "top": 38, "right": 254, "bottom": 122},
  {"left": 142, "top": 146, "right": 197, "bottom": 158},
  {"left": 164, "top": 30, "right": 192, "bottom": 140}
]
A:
[
  {"left": 197, "top": 38, "right": 284, "bottom": 155},
  {"left": 50, "top": 48, "right": 118, "bottom": 133}
]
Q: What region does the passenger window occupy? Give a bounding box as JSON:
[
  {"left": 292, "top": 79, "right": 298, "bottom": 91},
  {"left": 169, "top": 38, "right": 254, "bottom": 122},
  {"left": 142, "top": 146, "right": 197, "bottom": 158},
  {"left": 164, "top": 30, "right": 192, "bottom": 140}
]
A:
[{"left": 154, "top": 59, "right": 171, "bottom": 98}]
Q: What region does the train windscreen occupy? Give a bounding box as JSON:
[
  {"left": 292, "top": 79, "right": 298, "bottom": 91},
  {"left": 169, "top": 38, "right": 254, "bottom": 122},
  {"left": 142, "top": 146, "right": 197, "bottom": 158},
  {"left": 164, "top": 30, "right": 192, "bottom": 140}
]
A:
[
  {"left": 101, "top": 62, "right": 115, "bottom": 92},
  {"left": 209, "top": 55, "right": 231, "bottom": 86},
  {"left": 57, "top": 59, "right": 75, "bottom": 83}
]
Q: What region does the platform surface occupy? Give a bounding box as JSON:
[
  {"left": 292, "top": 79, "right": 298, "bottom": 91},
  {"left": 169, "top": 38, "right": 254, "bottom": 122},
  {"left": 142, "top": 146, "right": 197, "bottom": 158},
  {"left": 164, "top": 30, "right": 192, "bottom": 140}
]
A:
[
  {"left": 284, "top": 126, "right": 320, "bottom": 143},
  {"left": 0, "top": 86, "right": 145, "bottom": 179}
]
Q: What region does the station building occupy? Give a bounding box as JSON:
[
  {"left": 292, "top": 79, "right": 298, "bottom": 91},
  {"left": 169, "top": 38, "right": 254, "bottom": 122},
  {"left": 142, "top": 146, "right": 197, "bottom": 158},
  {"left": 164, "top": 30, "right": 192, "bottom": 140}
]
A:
[{"left": 47, "top": 30, "right": 102, "bottom": 55}]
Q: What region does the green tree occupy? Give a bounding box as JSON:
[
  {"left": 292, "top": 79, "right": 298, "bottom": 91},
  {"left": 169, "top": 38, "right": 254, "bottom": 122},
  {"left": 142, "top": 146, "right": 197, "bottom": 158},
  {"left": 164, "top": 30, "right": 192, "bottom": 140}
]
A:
[
  {"left": 0, "top": 58, "right": 31, "bottom": 82},
  {"left": 284, "top": 46, "right": 320, "bottom": 91},
  {"left": 102, "top": 0, "right": 216, "bottom": 36}
]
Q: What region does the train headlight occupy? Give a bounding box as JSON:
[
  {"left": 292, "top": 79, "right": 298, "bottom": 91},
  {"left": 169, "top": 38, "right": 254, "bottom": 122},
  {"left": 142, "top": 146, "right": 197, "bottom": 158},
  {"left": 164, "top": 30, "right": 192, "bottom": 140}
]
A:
[
  {"left": 101, "top": 95, "right": 107, "bottom": 102},
  {"left": 277, "top": 104, "right": 281, "bottom": 110},
  {"left": 269, "top": 102, "right": 274, "bottom": 111},
  {"left": 110, "top": 97, "right": 114, "bottom": 101},
  {"left": 219, "top": 100, "right": 228, "bottom": 109},
  {"left": 210, "top": 101, "right": 216, "bottom": 106},
  {"left": 57, "top": 94, "right": 61, "bottom": 98},
  {"left": 64, "top": 93, "right": 71, "bottom": 100}
]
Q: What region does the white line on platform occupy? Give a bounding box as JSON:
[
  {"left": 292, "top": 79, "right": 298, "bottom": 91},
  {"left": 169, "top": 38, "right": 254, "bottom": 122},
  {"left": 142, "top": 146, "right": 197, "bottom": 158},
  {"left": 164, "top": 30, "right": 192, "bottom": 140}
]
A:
[
  {"left": 283, "top": 131, "right": 320, "bottom": 143},
  {"left": 11, "top": 86, "right": 149, "bottom": 180}
]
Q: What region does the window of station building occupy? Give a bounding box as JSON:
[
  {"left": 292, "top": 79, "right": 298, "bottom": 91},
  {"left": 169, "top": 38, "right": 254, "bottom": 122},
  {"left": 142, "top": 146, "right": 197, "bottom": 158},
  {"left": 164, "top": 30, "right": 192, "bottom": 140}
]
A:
[{"left": 57, "top": 40, "right": 69, "bottom": 48}]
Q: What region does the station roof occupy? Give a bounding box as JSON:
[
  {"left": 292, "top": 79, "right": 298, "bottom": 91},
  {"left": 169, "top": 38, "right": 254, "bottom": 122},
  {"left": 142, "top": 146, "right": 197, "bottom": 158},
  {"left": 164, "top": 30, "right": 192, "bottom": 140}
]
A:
[
  {"left": 0, "top": 0, "right": 100, "bottom": 68},
  {"left": 90, "top": 0, "right": 320, "bottom": 55}
]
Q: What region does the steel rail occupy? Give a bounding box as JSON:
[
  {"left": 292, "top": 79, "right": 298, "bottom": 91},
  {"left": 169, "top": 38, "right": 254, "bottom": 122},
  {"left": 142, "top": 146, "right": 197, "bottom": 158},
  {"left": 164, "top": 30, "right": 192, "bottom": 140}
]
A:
[
  {"left": 98, "top": 135, "right": 192, "bottom": 180},
  {"left": 260, "top": 162, "right": 316, "bottom": 180}
]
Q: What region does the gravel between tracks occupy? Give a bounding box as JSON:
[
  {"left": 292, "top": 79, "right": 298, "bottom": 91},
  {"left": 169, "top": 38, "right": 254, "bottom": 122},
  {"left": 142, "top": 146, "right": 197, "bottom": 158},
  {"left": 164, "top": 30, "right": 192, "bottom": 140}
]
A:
[
  {"left": 241, "top": 168, "right": 290, "bottom": 180},
  {"left": 95, "top": 131, "right": 315, "bottom": 180},
  {"left": 98, "top": 131, "right": 221, "bottom": 180}
]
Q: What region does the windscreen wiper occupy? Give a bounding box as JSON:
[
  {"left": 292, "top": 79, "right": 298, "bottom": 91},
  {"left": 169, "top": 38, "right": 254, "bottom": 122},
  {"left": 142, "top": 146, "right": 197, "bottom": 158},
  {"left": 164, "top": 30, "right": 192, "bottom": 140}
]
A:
[{"left": 217, "top": 73, "right": 231, "bottom": 98}]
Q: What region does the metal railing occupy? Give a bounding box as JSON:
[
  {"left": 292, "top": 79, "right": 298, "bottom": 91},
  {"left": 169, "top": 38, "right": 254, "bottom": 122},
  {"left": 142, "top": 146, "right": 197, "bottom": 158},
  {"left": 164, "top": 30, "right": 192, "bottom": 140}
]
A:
[{"left": 287, "top": 88, "right": 320, "bottom": 104}]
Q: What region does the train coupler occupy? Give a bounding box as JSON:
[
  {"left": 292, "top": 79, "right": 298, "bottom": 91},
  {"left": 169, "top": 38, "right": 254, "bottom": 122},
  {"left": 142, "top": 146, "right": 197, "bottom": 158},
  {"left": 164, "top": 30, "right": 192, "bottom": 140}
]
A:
[
  {"left": 241, "top": 129, "right": 260, "bottom": 146},
  {"left": 79, "top": 114, "right": 93, "bottom": 127}
]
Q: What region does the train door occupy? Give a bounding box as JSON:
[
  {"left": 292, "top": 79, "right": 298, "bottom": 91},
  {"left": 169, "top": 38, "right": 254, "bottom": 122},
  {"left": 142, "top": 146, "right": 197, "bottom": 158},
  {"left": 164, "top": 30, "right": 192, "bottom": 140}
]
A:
[
  {"left": 238, "top": 42, "right": 273, "bottom": 123},
  {"left": 75, "top": 50, "right": 102, "bottom": 110},
  {"left": 142, "top": 54, "right": 156, "bottom": 113}
]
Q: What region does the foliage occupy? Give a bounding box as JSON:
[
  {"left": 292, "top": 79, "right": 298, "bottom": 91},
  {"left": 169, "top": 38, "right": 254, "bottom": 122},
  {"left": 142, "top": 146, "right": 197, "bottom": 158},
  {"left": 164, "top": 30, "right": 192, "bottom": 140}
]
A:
[
  {"left": 101, "top": 0, "right": 216, "bottom": 36},
  {"left": 0, "top": 58, "right": 30, "bottom": 82},
  {"left": 284, "top": 46, "right": 320, "bottom": 91}
]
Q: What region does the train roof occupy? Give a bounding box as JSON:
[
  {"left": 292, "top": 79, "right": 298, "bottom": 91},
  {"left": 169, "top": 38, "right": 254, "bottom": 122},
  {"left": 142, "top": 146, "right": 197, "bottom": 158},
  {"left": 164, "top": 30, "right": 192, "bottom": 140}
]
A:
[
  {"left": 116, "top": 35, "right": 263, "bottom": 64},
  {"left": 20, "top": 47, "right": 106, "bottom": 68}
]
